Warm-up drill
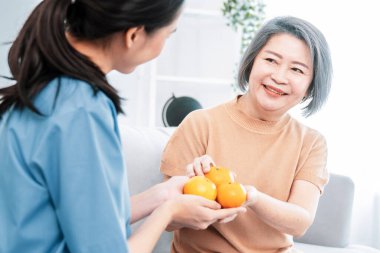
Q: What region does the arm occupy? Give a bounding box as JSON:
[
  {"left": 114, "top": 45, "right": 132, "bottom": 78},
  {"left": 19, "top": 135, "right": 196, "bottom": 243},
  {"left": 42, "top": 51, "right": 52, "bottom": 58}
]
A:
[
  {"left": 246, "top": 134, "right": 328, "bottom": 237},
  {"left": 129, "top": 176, "right": 188, "bottom": 224},
  {"left": 246, "top": 180, "right": 320, "bottom": 237},
  {"left": 128, "top": 194, "right": 246, "bottom": 253},
  {"left": 129, "top": 183, "right": 168, "bottom": 224}
]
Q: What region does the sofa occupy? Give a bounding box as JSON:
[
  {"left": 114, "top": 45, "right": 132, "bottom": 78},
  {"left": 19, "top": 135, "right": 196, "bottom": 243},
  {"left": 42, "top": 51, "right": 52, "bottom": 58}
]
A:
[{"left": 120, "top": 125, "right": 380, "bottom": 253}]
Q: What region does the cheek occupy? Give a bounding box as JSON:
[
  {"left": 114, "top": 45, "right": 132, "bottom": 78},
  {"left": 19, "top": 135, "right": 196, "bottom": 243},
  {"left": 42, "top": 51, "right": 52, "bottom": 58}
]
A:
[
  {"left": 248, "top": 66, "right": 258, "bottom": 84},
  {"left": 140, "top": 43, "right": 165, "bottom": 64},
  {"left": 139, "top": 32, "right": 168, "bottom": 63},
  {"left": 153, "top": 43, "right": 165, "bottom": 58},
  {"left": 150, "top": 36, "right": 167, "bottom": 57},
  {"left": 294, "top": 80, "right": 311, "bottom": 98},
  {"left": 248, "top": 67, "right": 264, "bottom": 90},
  {"left": 248, "top": 62, "right": 269, "bottom": 81}
]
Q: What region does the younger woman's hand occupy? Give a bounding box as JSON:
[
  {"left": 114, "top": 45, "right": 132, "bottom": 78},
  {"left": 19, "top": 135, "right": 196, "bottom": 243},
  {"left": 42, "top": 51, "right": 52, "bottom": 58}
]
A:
[
  {"left": 165, "top": 194, "right": 246, "bottom": 231},
  {"left": 186, "top": 155, "right": 215, "bottom": 177},
  {"left": 159, "top": 176, "right": 189, "bottom": 200}
]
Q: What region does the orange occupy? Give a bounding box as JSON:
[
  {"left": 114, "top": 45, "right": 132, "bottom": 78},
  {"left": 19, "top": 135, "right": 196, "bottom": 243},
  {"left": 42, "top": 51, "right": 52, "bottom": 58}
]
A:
[
  {"left": 205, "top": 166, "right": 235, "bottom": 186},
  {"left": 217, "top": 182, "right": 247, "bottom": 208},
  {"left": 183, "top": 176, "right": 217, "bottom": 201}
]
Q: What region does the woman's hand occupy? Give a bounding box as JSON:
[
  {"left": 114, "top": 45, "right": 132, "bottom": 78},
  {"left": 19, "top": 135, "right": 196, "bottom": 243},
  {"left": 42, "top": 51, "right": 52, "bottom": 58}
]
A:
[
  {"left": 158, "top": 175, "right": 189, "bottom": 200},
  {"left": 186, "top": 155, "right": 215, "bottom": 177},
  {"left": 165, "top": 194, "right": 246, "bottom": 231},
  {"left": 243, "top": 185, "right": 260, "bottom": 207}
]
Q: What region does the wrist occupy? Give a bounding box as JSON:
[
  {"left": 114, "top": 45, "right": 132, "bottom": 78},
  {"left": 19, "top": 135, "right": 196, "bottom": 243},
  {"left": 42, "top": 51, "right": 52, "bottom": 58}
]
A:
[
  {"left": 246, "top": 187, "right": 261, "bottom": 207},
  {"left": 158, "top": 198, "right": 177, "bottom": 221},
  {"left": 153, "top": 182, "right": 172, "bottom": 204}
]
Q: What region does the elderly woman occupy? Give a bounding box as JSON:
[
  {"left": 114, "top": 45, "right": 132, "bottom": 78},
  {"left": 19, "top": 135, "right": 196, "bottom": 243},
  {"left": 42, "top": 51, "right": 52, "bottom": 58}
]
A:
[{"left": 161, "top": 16, "right": 333, "bottom": 253}]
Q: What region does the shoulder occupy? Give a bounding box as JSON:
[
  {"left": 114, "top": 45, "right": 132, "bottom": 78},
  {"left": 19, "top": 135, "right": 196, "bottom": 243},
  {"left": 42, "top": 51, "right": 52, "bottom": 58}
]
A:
[
  {"left": 34, "top": 76, "right": 115, "bottom": 116},
  {"left": 181, "top": 100, "right": 230, "bottom": 124},
  {"left": 288, "top": 117, "right": 327, "bottom": 148}
]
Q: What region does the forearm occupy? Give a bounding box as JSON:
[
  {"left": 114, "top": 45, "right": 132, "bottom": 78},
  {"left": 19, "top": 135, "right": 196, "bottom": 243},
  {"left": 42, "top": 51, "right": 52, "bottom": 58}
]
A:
[
  {"left": 128, "top": 203, "right": 173, "bottom": 253},
  {"left": 250, "top": 191, "right": 313, "bottom": 237},
  {"left": 130, "top": 183, "right": 168, "bottom": 224}
]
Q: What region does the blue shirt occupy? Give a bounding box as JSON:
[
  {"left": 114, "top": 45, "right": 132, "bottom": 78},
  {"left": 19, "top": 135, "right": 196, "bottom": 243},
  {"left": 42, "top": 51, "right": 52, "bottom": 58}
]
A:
[{"left": 0, "top": 77, "right": 131, "bottom": 253}]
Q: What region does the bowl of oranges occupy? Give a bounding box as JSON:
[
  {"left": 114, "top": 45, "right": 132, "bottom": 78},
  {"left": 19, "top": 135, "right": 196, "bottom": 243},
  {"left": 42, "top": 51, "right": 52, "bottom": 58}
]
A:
[{"left": 183, "top": 166, "right": 247, "bottom": 208}]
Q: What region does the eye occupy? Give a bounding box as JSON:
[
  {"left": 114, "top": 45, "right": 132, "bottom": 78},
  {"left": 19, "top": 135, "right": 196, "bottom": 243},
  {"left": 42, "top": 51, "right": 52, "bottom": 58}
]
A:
[
  {"left": 265, "top": 58, "right": 276, "bottom": 63},
  {"left": 291, "top": 67, "right": 304, "bottom": 74}
]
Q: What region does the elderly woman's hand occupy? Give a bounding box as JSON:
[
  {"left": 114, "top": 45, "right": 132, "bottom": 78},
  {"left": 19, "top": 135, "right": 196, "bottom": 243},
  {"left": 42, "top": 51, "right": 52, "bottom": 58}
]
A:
[
  {"left": 185, "top": 155, "right": 215, "bottom": 177},
  {"left": 243, "top": 185, "right": 260, "bottom": 207}
]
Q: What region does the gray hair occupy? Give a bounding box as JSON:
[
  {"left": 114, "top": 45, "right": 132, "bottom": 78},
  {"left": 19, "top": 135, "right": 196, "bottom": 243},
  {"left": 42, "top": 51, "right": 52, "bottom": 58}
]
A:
[{"left": 237, "top": 16, "right": 333, "bottom": 117}]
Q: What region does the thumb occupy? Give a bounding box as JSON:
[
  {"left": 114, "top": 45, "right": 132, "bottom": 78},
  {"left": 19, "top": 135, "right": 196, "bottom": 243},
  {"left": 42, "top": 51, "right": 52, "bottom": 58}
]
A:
[
  {"left": 215, "top": 207, "right": 247, "bottom": 220},
  {"left": 198, "top": 198, "right": 221, "bottom": 210}
]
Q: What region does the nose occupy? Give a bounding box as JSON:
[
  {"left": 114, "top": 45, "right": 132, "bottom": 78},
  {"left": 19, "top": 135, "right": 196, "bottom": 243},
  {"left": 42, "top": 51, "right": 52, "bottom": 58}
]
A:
[{"left": 271, "top": 67, "right": 288, "bottom": 85}]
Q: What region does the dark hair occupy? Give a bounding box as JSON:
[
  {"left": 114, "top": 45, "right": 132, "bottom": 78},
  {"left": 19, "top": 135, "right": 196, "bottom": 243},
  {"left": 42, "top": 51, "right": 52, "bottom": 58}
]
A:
[
  {"left": 238, "top": 16, "right": 333, "bottom": 117},
  {"left": 0, "top": 0, "right": 184, "bottom": 116}
]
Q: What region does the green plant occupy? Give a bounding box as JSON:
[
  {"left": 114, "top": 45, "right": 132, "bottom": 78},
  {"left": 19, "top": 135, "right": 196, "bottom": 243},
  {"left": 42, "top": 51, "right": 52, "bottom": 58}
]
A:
[{"left": 222, "top": 0, "right": 266, "bottom": 55}]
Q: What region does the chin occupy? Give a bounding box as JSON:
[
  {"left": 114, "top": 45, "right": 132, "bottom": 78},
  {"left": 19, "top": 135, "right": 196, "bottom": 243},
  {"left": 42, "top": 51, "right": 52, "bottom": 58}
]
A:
[{"left": 118, "top": 66, "right": 137, "bottom": 74}]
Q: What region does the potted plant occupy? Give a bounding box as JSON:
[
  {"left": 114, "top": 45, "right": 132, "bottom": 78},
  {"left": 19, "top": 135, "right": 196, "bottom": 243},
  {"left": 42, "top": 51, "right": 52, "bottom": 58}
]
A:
[{"left": 222, "top": 0, "right": 266, "bottom": 55}]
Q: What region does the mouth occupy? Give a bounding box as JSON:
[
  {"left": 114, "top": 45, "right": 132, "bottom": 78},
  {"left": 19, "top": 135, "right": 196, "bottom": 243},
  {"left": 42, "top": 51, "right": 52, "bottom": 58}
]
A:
[{"left": 263, "top": 84, "right": 287, "bottom": 96}]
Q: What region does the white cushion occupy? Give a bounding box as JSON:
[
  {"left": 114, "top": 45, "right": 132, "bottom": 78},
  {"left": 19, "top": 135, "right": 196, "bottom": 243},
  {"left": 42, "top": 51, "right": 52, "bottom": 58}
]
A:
[{"left": 295, "top": 243, "right": 380, "bottom": 253}]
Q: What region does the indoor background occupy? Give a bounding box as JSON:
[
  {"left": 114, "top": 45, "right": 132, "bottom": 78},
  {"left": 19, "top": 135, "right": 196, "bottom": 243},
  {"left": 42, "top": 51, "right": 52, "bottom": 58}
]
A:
[{"left": 1, "top": 0, "right": 379, "bottom": 249}]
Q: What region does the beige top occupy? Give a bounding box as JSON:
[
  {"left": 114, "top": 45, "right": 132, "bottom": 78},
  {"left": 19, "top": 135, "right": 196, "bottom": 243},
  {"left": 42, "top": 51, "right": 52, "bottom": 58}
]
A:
[{"left": 161, "top": 96, "right": 328, "bottom": 253}]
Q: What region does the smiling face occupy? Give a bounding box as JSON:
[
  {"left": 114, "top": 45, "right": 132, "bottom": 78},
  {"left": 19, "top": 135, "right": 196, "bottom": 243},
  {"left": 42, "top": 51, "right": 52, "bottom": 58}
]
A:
[{"left": 243, "top": 33, "right": 313, "bottom": 121}]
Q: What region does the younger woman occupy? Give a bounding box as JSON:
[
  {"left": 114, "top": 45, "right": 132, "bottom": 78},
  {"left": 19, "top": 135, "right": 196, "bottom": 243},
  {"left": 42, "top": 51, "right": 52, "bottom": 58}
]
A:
[{"left": 0, "top": 1, "right": 246, "bottom": 253}]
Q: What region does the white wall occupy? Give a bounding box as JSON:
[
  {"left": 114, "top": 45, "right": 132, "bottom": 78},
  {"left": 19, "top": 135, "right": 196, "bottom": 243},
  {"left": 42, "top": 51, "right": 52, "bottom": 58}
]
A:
[{"left": 0, "top": 0, "right": 41, "bottom": 87}]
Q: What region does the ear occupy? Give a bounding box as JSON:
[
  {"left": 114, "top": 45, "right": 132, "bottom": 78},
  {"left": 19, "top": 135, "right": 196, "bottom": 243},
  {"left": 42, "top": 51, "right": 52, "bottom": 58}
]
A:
[{"left": 125, "top": 26, "right": 145, "bottom": 48}]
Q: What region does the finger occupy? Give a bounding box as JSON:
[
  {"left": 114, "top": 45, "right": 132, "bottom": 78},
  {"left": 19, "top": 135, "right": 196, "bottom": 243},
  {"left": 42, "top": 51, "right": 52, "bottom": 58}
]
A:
[
  {"left": 243, "top": 185, "right": 259, "bottom": 206},
  {"left": 166, "top": 223, "right": 182, "bottom": 232},
  {"left": 200, "top": 155, "right": 215, "bottom": 173},
  {"left": 172, "top": 175, "right": 189, "bottom": 184},
  {"left": 186, "top": 163, "right": 195, "bottom": 177},
  {"left": 231, "top": 170, "right": 238, "bottom": 181},
  {"left": 215, "top": 207, "right": 247, "bottom": 220},
  {"left": 197, "top": 197, "right": 221, "bottom": 210},
  {"left": 193, "top": 158, "right": 204, "bottom": 176},
  {"left": 218, "top": 214, "right": 237, "bottom": 224},
  {"left": 243, "top": 200, "right": 255, "bottom": 207}
]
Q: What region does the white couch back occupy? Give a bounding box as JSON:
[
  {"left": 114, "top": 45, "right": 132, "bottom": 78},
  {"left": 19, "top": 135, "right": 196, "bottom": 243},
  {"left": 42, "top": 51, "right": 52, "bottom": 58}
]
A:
[
  {"left": 120, "top": 126, "right": 175, "bottom": 195},
  {"left": 120, "top": 125, "right": 174, "bottom": 253}
]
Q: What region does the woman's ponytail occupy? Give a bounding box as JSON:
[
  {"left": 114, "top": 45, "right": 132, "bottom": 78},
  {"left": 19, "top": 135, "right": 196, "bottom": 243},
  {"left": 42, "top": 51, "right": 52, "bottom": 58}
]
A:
[{"left": 0, "top": 0, "right": 122, "bottom": 116}]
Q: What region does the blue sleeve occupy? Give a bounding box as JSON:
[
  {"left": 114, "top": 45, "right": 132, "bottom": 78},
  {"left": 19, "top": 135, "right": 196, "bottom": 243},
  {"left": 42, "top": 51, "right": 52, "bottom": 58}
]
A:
[{"left": 32, "top": 96, "right": 131, "bottom": 253}]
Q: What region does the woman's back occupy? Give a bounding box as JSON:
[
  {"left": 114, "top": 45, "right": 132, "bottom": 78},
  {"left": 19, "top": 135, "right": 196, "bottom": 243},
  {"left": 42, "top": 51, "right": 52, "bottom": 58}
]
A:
[{"left": 0, "top": 76, "right": 131, "bottom": 253}]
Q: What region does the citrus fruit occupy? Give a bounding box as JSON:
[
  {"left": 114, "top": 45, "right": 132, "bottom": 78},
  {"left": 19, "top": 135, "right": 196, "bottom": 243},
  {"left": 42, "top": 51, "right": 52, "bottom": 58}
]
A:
[
  {"left": 205, "top": 166, "right": 235, "bottom": 186},
  {"left": 183, "top": 176, "right": 217, "bottom": 201},
  {"left": 217, "top": 182, "right": 247, "bottom": 208}
]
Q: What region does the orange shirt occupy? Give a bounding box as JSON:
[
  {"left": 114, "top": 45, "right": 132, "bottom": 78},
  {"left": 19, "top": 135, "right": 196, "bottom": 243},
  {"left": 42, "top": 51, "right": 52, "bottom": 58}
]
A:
[{"left": 161, "top": 96, "right": 328, "bottom": 253}]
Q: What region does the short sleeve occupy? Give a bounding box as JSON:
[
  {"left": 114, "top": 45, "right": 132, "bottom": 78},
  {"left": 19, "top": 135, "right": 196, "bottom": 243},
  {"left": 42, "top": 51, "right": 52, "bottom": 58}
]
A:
[
  {"left": 160, "top": 111, "right": 209, "bottom": 177},
  {"left": 295, "top": 133, "right": 329, "bottom": 193},
  {"left": 31, "top": 100, "right": 130, "bottom": 253}
]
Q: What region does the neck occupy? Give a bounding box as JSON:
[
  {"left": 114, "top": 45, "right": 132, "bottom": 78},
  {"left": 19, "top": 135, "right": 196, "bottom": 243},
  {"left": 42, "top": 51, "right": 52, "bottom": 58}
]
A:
[
  {"left": 66, "top": 33, "right": 112, "bottom": 74},
  {"left": 239, "top": 94, "right": 284, "bottom": 122}
]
